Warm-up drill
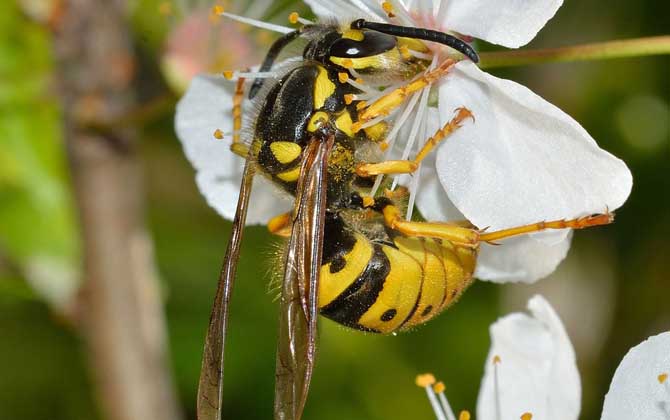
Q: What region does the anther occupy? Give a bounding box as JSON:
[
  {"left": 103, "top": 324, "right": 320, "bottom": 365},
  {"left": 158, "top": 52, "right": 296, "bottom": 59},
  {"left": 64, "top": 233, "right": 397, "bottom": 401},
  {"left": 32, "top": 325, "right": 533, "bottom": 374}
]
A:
[
  {"left": 493, "top": 355, "right": 501, "bottom": 364},
  {"left": 415, "top": 373, "right": 436, "bottom": 387},
  {"left": 341, "top": 58, "right": 354, "bottom": 69},
  {"left": 338, "top": 72, "right": 349, "bottom": 83},
  {"left": 659, "top": 373, "right": 668, "bottom": 384},
  {"left": 355, "top": 77, "right": 365, "bottom": 85},
  {"left": 521, "top": 413, "right": 533, "bottom": 420},
  {"left": 223, "top": 70, "right": 234, "bottom": 80},
  {"left": 344, "top": 94, "right": 355, "bottom": 105},
  {"left": 213, "top": 129, "right": 224, "bottom": 140},
  {"left": 459, "top": 411, "right": 471, "bottom": 420},
  {"left": 382, "top": 1, "right": 396, "bottom": 18},
  {"left": 212, "top": 5, "right": 224, "bottom": 15},
  {"left": 433, "top": 382, "right": 446, "bottom": 394},
  {"left": 356, "top": 101, "right": 367, "bottom": 110},
  {"left": 288, "top": 12, "right": 299, "bottom": 24}
]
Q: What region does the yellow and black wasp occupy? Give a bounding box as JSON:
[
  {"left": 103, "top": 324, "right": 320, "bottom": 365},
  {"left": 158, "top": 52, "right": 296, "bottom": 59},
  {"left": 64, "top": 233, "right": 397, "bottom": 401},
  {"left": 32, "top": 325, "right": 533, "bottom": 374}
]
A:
[{"left": 197, "top": 17, "right": 613, "bottom": 420}]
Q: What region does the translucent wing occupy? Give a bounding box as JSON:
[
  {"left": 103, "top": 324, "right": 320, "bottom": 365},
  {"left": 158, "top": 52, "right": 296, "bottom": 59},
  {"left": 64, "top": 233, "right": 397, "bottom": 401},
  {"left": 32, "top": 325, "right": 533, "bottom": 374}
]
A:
[
  {"left": 274, "top": 136, "right": 334, "bottom": 420},
  {"left": 197, "top": 159, "right": 256, "bottom": 420}
]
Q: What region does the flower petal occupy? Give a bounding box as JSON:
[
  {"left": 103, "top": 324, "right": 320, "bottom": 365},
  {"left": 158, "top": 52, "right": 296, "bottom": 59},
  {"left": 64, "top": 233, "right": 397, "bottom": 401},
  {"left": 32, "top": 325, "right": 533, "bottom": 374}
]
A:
[
  {"left": 439, "top": 0, "right": 563, "bottom": 48},
  {"left": 477, "top": 295, "right": 580, "bottom": 420},
  {"left": 417, "top": 161, "right": 573, "bottom": 283},
  {"left": 437, "top": 61, "right": 632, "bottom": 234},
  {"left": 175, "top": 74, "right": 289, "bottom": 223},
  {"left": 601, "top": 332, "right": 670, "bottom": 420},
  {"left": 476, "top": 232, "right": 572, "bottom": 283},
  {"left": 303, "top": 0, "right": 383, "bottom": 21},
  {"left": 413, "top": 110, "right": 570, "bottom": 284}
]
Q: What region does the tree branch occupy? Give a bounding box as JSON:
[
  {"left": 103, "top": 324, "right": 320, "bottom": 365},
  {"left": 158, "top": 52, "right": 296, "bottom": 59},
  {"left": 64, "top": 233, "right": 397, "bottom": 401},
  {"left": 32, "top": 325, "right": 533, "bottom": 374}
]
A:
[{"left": 53, "top": 1, "right": 183, "bottom": 420}]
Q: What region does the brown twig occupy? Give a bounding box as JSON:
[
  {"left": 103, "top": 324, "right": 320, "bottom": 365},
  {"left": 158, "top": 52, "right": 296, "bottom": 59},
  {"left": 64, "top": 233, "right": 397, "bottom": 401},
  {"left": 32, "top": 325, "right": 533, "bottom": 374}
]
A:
[{"left": 52, "top": 1, "right": 183, "bottom": 420}]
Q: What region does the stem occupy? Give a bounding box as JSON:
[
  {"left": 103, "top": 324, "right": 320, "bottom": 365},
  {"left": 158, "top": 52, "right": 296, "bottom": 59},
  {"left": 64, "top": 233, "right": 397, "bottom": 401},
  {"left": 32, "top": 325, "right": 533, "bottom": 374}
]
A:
[
  {"left": 53, "top": 1, "right": 183, "bottom": 420},
  {"left": 478, "top": 35, "right": 670, "bottom": 69}
]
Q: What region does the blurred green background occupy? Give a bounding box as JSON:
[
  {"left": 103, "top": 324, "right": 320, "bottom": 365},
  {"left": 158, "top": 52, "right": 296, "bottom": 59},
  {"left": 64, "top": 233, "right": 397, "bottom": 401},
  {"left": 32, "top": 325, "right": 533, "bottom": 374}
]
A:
[{"left": 0, "top": 0, "right": 668, "bottom": 419}]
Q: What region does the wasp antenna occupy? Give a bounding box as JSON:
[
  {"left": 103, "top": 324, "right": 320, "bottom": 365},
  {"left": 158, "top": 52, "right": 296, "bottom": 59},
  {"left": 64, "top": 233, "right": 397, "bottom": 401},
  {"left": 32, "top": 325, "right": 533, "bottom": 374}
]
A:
[
  {"left": 249, "top": 27, "right": 311, "bottom": 99},
  {"left": 350, "top": 19, "right": 479, "bottom": 63}
]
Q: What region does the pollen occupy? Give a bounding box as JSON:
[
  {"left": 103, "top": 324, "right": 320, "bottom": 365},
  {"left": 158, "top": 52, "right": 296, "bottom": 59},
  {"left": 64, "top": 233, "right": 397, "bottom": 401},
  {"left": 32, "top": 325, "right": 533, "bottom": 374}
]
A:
[
  {"left": 288, "top": 12, "right": 299, "bottom": 24},
  {"left": 659, "top": 373, "right": 668, "bottom": 384},
  {"left": 493, "top": 355, "right": 501, "bottom": 364},
  {"left": 212, "top": 5, "right": 224, "bottom": 15},
  {"left": 223, "top": 70, "right": 234, "bottom": 80},
  {"left": 344, "top": 94, "right": 355, "bottom": 105},
  {"left": 213, "top": 129, "right": 224, "bottom": 139},
  {"left": 415, "top": 373, "right": 436, "bottom": 387},
  {"left": 459, "top": 410, "right": 471, "bottom": 420},
  {"left": 521, "top": 412, "right": 533, "bottom": 420},
  {"left": 338, "top": 72, "right": 349, "bottom": 83},
  {"left": 433, "top": 381, "right": 445, "bottom": 393},
  {"left": 382, "top": 1, "right": 396, "bottom": 18},
  {"left": 362, "top": 196, "right": 375, "bottom": 208},
  {"left": 399, "top": 45, "right": 411, "bottom": 60}
]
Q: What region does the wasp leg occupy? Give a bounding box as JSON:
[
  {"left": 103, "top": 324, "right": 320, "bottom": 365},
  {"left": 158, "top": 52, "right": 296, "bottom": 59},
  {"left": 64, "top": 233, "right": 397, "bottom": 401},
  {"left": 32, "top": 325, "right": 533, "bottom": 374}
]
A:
[
  {"left": 375, "top": 199, "right": 479, "bottom": 248},
  {"left": 268, "top": 212, "right": 292, "bottom": 237},
  {"left": 230, "top": 76, "right": 250, "bottom": 158},
  {"left": 479, "top": 212, "right": 615, "bottom": 243},
  {"left": 355, "top": 107, "right": 473, "bottom": 177},
  {"left": 352, "top": 59, "right": 456, "bottom": 132}
]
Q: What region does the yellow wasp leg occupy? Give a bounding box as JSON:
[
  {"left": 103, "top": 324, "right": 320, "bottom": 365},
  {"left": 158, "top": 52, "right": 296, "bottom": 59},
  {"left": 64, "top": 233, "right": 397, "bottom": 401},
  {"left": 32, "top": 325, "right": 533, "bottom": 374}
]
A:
[
  {"left": 479, "top": 212, "right": 615, "bottom": 243},
  {"left": 267, "top": 212, "right": 292, "bottom": 237},
  {"left": 356, "top": 107, "right": 473, "bottom": 177},
  {"left": 229, "top": 76, "right": 250, "bottom": 158},
  {"left": 380, "top": 203, "right": 479, "bottom": 248},
  {"left": 352, "top": 59, "right": 456, "bottom": 132}
]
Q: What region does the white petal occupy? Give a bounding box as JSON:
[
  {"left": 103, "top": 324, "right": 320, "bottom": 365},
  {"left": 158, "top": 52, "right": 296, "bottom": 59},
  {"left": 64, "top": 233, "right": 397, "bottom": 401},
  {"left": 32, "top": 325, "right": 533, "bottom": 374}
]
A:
[
  {"left": 439, "top": 0, "right": 563, "bottom": 48},
  {"left": 477, "top": 295, "right": 580, "bottom": 420},
  {"left": 415, "top": 106, "right": 573, "bottom": 283},
  {"left": 304, "top": 0, "right": 383, "bottom": 21},
  {"left": 475, "top": 232, "right": 571, "bottom": 283},
  {"left": 601, "top": 332, "right": 670, "bottom": 420},
  {"left": 175, "top": 74, "right": 289, "bottom": 223},
  {"left": 437, "top": 61, "right": 632, "bottom": 234}
]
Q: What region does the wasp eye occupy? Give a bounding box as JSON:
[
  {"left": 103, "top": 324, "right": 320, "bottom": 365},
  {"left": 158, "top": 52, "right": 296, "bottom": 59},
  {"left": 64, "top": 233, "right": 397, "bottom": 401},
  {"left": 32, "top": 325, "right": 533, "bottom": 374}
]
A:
[{"left": 329, "top": 31, "right": 397, "bottom": 59}]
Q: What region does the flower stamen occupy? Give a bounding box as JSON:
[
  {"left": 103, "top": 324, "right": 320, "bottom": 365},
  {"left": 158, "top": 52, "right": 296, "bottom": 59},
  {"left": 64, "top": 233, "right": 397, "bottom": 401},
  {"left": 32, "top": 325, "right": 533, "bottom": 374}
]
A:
[
  {"left": 434, "top": 381, "right": 457, "bottom": 420},
  {"left": 521, "top": 413, "right": 533, "bottom": 420},
  {"left": 458, "top": 411, "right": 471, "bottom": 420},
  {"left": 223, "top": 70, "right": 278, "bottom": 80},
  {"left": 213, "top": 7, "right": 294, "bottom": 34},
  {"left": 494, "top": 355, "right": 502, "bottom": 420},
  {"left": 416, "top": 373, "right": 448, "bottom": 420},
  {"left": 287, "top": 11, "right": 313, "bottom": 26}
]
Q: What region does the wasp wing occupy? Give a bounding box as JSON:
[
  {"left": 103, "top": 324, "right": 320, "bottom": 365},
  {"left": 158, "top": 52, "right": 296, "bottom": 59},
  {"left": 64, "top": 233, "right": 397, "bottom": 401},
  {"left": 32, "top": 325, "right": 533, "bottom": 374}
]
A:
[
  {"left": 197, "top": 159, "right": 256, "bottom": 420},
  {"left": 274, "top": 137, "right": 334, "bottom": 420}
]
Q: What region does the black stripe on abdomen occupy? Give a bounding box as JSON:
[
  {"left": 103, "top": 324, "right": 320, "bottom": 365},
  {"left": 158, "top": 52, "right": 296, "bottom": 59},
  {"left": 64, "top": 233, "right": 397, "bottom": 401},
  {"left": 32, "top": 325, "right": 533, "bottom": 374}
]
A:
[{"left": 319, "top": 244, "right": 390, "bottom": 331}]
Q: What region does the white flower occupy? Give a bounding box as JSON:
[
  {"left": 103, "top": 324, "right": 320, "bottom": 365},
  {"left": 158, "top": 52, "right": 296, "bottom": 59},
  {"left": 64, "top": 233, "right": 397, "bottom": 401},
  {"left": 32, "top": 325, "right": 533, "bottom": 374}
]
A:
[
  {"left": 175, "top": 0, "right": 632, "bottom": 283},
  {"left": 420, "top": 302, "right": 670, "bottom": 420},
  {"left": 477, "top": 295, "right": 580, "bottom": 420},
  {"left": 601, "top": 331, "right": 670, "bottom": 420},
  {"left": 417, "top": 295, "right": 580, "bottom": 420}
]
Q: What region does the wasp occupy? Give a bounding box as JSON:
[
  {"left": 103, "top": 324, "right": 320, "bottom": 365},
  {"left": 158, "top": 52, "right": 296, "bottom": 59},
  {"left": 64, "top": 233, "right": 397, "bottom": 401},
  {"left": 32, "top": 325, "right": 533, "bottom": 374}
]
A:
[{"left": 197, "top": 17, "right": 614, "bottom": 420}]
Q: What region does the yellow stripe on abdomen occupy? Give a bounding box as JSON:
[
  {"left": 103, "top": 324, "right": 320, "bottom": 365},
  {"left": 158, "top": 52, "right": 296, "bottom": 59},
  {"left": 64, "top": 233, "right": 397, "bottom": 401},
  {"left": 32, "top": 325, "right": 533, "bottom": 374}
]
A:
[
  {"left": 357, "top": 244, "right": 422, "bottom": 333},
  {"left": 318, "top": 233, "right": 373, "bottom": 308},
  {"left": 394, "top": 237, "right": 449, "bottom": 329}
]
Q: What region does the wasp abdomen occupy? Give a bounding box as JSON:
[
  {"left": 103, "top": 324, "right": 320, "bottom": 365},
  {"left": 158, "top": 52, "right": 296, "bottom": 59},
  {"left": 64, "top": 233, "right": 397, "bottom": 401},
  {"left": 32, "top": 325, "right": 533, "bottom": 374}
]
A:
[{"left": 318, "top": 217, "right": 477, "bottom": 333}]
